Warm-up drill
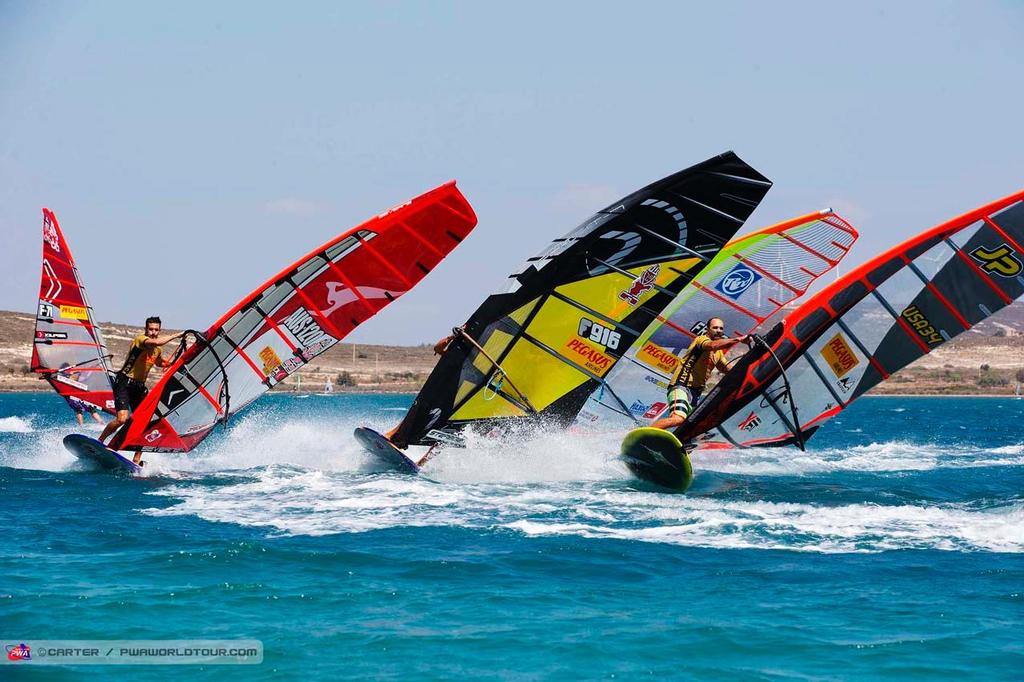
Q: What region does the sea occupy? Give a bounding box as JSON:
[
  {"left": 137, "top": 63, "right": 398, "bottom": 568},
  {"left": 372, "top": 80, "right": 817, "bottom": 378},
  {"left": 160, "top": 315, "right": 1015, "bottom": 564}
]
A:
[{"left": 1, "top": 392, "right": 1021, "bottom": 680}]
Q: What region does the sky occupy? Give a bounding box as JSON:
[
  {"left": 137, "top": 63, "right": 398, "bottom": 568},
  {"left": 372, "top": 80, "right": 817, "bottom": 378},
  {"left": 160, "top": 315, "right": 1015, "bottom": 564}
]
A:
[{"left": 2, "top": 1, "right": 1022, "bottom": 344}]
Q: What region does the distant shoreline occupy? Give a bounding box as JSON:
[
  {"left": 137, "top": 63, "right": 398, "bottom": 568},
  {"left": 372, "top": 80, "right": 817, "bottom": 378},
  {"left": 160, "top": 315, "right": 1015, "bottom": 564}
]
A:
[
  {"left": 3, "top": 307, "right": 1021, "bottom": 399},
  {"left": 1, "top": 389, "right": 1019, "bottom": 399}
]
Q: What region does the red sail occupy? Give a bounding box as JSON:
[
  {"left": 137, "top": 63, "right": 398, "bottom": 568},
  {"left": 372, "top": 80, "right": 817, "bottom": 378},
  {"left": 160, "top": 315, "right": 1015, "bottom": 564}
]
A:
[
  {"left": 678, "top": 189, "right": 1024, "bottom": 449},
  {"left": 111, "top": 181, "right": 477, "bottom": 452},
  {"left": 31, "top": 209, "right": 115, "bottom": 415}
]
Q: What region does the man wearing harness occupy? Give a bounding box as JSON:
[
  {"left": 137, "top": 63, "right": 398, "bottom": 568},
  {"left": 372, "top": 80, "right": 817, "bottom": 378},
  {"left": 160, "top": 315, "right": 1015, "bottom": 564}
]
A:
[
  {"left": 98, "top": 316, "right": 182, "bottom": 462},
  {"left": 651, "top": 317, "right": 751, "bottom": 431},
  {"left": 383, "top": 330, "right": 459, "bottom": 445}
]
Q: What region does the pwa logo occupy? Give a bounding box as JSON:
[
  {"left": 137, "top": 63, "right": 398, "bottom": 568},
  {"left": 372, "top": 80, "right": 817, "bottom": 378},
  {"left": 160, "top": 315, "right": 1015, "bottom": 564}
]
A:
[
  {"left": 618, "top": 265, "right": 660, "bottom": 305},
  {"left": 715, "top": 263, "right": 761, "bottom": 299},
  {"left": 145, "top": 428, "right": 162, "bottom": 443},
  {"left": 6, "top": 642, "right": 31, "bottom": 661},
  {"left": 970, "top": 243, "right": 1023, "bottom": 277}
]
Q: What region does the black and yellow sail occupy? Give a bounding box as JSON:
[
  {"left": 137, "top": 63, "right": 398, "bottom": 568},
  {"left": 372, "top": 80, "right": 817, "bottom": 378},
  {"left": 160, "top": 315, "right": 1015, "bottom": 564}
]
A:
[{"left": 390, "top": 152, "right": 772, "bottom": 448}]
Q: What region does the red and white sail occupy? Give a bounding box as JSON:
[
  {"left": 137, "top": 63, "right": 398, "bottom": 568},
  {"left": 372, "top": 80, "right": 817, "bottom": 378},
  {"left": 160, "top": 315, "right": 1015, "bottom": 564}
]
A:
[
  {"left": 678, "top": 189, "right": 1024, "bottom": 449},
  {"left": 31, "top": 209, "right": 115, "bottom": 414},
  {"left": 110, "top": 181, "right": 477, "bottom": 452}
]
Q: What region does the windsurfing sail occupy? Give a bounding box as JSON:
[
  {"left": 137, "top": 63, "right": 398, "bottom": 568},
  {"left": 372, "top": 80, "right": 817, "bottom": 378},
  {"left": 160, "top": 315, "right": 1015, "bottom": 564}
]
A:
[
  {"left": 389, "top": 152, "right": 773, "bottom": 448},
  {"left": 109, "top": 182, "right": 477, "bottom": 452},
  {"left": 31, "top": 208, "right": 115, "bottom": 414},
  {"left": 574, "top": 209, "right": 858, "bottom": 428},
  {"left": 676, "top": 189, "right": 1024, "bottom": 448}
]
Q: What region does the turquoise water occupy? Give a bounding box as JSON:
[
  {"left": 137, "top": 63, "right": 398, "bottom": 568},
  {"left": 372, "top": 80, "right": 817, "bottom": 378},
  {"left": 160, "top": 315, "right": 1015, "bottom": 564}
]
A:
[{"left": 1, "top": 392, "right": 1022, "bottom": 680}]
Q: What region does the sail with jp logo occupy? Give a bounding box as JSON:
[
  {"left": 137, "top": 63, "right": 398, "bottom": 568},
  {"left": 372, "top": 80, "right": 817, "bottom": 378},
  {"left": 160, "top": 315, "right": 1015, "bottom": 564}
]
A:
[
  {"left": 384, "top": 152, "right": 773, "bottom": 450},
  {"left": 107, "top": 182, "right": 477, "bottom": 453},
  {"left": 574, "top": 209, "right": 858, "bottom": 429},
  {"left": 31, "top": 208, "right": 116, "bottom": 416},
  {"left": 674, "top": 188, "right": 1024, "bottom": 450}
]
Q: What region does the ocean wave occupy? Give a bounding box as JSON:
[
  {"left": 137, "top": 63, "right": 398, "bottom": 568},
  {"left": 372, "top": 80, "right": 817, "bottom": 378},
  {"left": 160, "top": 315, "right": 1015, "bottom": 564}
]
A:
[
  {"left": 0, "top": 426, "right": 84, "bottom": 472},
  {"left": 505, "top": 497, "right": 1024, "bottom": 553},
  {"left": 694, "top": 441, "right": 1024, "bottom": 475},
  {"left": 0, "top": 416, "right": 34, "bottom": 433},
  {"left": 3, "top": 399, "right": 1022, "bottom": 483},
  {"left": 135, "top": 411, "right": 378, "bottom": 478},
  {"left": 130, "top": 413, "right": 621, "bottom": 482},
  {"left": 141, "top": 467, "right": 1024, "bottom": 553}
]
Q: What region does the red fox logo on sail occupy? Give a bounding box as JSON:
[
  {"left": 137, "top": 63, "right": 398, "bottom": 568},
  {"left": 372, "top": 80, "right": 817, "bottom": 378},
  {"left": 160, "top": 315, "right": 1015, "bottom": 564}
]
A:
[
  {"left": 6, "top": 643, "right": 31, "bottom": 661},
  {"left": 618, "top": 265, "right": 660, "bottom": 305}
]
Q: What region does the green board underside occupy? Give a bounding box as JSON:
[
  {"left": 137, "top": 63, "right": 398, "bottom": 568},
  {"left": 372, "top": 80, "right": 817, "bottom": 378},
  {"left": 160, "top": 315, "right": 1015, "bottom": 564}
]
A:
[{"left": 620, "top": 427, "right": 693, "bottom": 491}]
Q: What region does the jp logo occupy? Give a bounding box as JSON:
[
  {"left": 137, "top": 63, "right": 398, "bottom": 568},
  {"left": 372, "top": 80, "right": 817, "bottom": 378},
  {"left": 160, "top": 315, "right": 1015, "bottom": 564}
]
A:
[
  {"left": 715, "top": 264, "right": 761, "bottom": 299},
  {"left": 970, "top": 243, "right": 1023, "bottom": 277}
]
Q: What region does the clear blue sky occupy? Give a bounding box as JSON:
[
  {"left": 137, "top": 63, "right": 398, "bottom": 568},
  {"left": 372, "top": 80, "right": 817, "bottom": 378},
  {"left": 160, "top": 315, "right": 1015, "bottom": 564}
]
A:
[{"left": 2, "top": 1, "right": 1022, "bottom": 344}]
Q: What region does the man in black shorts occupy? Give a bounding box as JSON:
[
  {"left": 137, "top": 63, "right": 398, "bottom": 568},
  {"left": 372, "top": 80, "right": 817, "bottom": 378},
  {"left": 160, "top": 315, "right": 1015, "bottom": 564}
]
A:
[{"left": 99, "top": 316, "right": 182, "bottom": 462}]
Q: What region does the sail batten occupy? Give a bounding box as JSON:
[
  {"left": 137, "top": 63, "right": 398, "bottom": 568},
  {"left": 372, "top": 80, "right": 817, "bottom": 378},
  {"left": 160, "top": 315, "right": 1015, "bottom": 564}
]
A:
[
  {"left": 575, "top": 209, "right": 858, "bottom": 429},
  {"left": 110, "top": 182, "right": 478, "bottom": 452},
  {"left": 390, "top": 152, "right": 774, "bottom": 447},
  {"left": 31, "top": 209, "right": 115, "bottom": 415},
  {"left": 677, "top": 190, "right": 1024, "bottom": 449}
]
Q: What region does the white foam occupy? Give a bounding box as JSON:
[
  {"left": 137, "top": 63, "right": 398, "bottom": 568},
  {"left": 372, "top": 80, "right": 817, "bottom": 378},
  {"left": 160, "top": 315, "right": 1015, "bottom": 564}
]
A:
[
  {"left": 135, "top": 410, "right": 377, "bottom": 478},
  {"left": 506, "top": 498, "right": 1024, "bottom": 553},
  {"left": 0, "top": 416, "right": 34, "bottom": 433},
  {"left": 694, "top": 441, "right": 1024, "bottom": 475},
  {"left": 0, "top": 425, "right": 83, "bottom": 472},
  {"left": 425, "top": 426, "right": 620, "bottom": 484},
  {"left": 141, "top": 466, "right": 1024, "bottom": 552},
  {"left": 5, "top": 397, "right": 1022, "bottom": 553}
]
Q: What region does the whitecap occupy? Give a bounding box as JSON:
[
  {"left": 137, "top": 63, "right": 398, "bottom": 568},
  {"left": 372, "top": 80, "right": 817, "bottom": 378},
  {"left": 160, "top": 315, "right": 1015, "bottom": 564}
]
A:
[
  {"left": 141, "top": 465, "right": 1024, "bottom": 553},
  {"left": 694, "top": 440, "right": 1024, "bottom": 475},
  {"left": 0, "top": 416, "right": 33, "bottom": 433}
]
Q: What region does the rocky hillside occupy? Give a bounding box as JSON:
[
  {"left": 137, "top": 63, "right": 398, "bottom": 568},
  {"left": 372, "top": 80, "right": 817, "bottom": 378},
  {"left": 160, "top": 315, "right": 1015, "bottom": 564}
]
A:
[{"left": 3, "top": 303, "right": 1023, "bottom": 395}]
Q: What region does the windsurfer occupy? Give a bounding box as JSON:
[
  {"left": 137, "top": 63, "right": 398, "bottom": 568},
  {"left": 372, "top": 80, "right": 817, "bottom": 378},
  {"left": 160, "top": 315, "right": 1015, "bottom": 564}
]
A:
[
  {"left": 56, "top": 364, "right": 105, "bottom": 426},
  {"left": 650, "top": 317, "right": 751, "bottom": 430},
  {"left": 383, "top": 330, "right": 461, "bottom": 445},
  {"left": 98, "top": 316, "right": 183, "bottom": 461}
]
